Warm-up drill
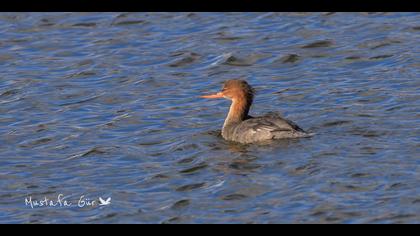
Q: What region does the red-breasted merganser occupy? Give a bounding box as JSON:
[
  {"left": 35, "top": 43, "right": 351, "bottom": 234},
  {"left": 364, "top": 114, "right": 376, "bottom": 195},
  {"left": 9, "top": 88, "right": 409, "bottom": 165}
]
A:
[{"left": 201, "top": 79, "right": 312, "bottom": 144}]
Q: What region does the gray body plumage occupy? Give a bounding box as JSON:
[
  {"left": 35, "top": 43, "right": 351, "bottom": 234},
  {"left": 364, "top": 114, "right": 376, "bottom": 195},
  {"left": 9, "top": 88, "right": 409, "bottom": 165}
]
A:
[
  {"left": 201, "top": 79, "right": 312, "bottom": 144},
  {"left": 222, "top": 113, "right": 310, "bottom": 144}
]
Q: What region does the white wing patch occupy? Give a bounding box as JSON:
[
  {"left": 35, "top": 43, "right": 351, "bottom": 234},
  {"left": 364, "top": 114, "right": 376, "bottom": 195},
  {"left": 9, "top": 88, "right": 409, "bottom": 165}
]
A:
[{"left": 256, "top": 125, "right": 278, "bottom": 132}]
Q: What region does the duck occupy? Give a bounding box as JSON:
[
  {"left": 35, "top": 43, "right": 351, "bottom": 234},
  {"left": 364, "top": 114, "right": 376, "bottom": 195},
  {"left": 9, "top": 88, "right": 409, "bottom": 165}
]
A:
[{"left": 200, "top": 79, "right": 312, "bottom": 144}]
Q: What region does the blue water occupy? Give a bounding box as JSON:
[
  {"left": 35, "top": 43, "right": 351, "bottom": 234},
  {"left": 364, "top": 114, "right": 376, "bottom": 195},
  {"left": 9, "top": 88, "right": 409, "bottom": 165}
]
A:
[{"left": 0, "top": 12, "right": 419, "bottom": 223}]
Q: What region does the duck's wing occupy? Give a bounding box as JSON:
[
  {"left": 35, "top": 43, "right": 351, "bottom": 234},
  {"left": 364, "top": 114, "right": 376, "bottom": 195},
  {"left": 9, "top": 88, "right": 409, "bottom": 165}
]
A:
[
  {"left": 244, "top": 113, "right": 305, "bottom": 133},
  {"left": 232, "top": 118, "right": 277, "bottom": 143},
  {"left": 233, "top": 113, "right": 307, "bottom": 143},
  {"left": 265, "top": 113, "right": 305, "bottom": 132},
  {"left": 224, "top": 111, "right": 312, "bottom": 144}
]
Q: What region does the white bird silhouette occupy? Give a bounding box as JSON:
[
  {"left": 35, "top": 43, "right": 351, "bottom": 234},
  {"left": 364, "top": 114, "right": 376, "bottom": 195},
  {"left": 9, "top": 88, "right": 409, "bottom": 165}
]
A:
[{"left": 98, "top": 197, "right": 111, "bottom": 206}]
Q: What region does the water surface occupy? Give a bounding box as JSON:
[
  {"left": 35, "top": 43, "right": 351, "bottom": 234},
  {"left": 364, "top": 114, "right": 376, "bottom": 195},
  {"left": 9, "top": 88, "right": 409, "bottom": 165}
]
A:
[{"left": 0, "top": 12, "right": 419, "bottom": 223}]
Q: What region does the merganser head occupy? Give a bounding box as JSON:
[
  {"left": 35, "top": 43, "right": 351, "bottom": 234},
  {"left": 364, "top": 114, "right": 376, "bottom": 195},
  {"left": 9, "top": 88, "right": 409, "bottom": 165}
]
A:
[{"left": 200, "top": 79, "right": 255, "bottom": 103}]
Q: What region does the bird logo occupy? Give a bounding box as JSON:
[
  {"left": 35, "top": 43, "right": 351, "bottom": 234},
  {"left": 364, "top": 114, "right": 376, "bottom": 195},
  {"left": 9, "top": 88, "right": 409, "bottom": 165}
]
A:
[{"left": 98, "top": 197, "right": 111, "bottom": 206}]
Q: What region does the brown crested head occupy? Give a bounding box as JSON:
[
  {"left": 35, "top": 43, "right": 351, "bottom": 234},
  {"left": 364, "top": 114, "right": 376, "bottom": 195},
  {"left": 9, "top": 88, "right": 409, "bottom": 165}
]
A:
[
  {"left": 200, "top": 79, "right": 255, "bottom": 104},
  {"left": 221, "top": 79, "right": 255, "bottom": 102},
  {"left": 200, "top": 79, "right": 255, "bottom": 121}
]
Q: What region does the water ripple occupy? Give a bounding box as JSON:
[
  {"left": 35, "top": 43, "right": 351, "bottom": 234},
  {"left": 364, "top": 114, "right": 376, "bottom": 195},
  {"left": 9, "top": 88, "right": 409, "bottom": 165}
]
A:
[{"left": 0, "top": 12, "right": 419, "bottom": 224}]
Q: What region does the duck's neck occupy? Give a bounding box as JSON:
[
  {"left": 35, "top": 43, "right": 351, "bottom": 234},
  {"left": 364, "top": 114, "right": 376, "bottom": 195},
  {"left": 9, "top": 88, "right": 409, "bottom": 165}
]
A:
[{"left": 223, "top": 96, "right": 252, "bottom": 128}]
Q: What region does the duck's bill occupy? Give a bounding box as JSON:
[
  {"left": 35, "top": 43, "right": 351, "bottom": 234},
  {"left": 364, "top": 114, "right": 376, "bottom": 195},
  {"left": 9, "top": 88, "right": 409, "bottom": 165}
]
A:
[{"left": 200, "top": 92, "right": 224, "bottom": 99}]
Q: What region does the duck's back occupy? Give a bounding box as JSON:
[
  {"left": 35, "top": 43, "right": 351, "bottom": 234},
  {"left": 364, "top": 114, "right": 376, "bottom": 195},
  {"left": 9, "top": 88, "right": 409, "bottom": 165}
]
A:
[{"left": 224, "top": 113, "right": 310, "bottom": 144}]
